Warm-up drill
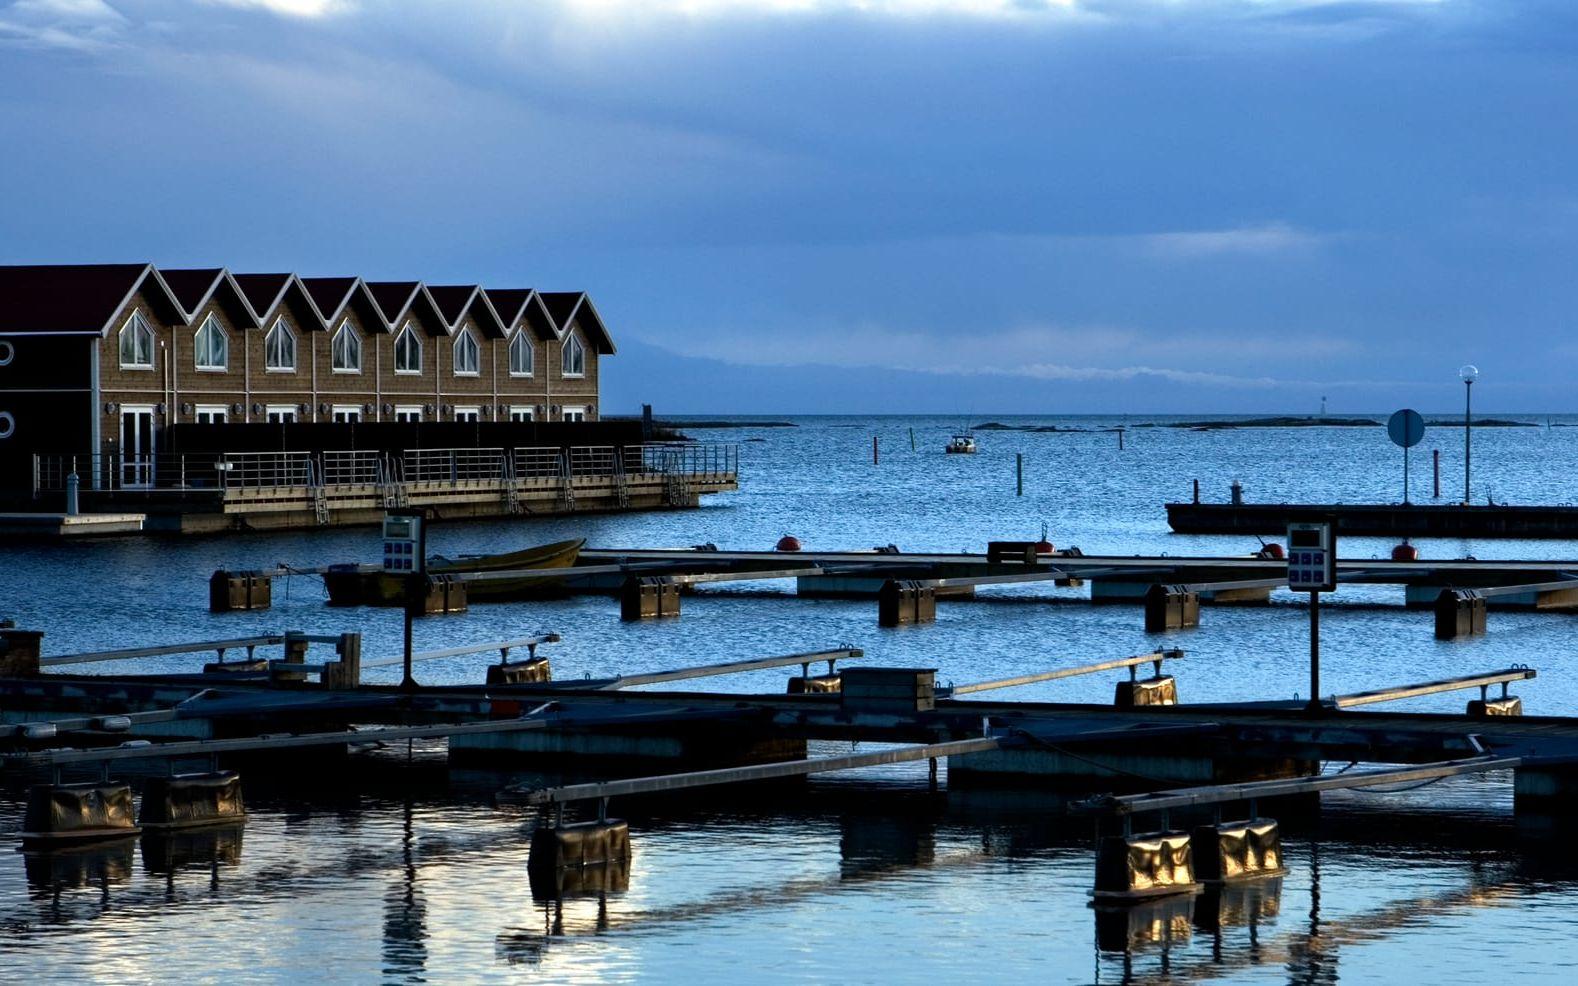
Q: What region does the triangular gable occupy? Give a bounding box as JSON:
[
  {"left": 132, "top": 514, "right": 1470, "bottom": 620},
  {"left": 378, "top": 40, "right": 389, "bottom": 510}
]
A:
[
  {"left": 485, "top": 288, "right": 556, "bottom": 342},
  {"left": 233, "top": 273, "right": 328, "bottom": 331},
  {"left": 427, "top": 284, "right": 506, "bottom": 337},
  {"left": 299, "top": 276, "right": 361, "bottom": 325},
  {"left": 366, "top": 281, "right": 423, "bottom": 326},
  {"left": 160, "top": 268, "right": 261, "bottom": 329},
  {"left": 0, "top": 263, "right": 183, "bottom": 335},
  {"left": 540, "top": 291, "right": 615, "bottom": 354}
]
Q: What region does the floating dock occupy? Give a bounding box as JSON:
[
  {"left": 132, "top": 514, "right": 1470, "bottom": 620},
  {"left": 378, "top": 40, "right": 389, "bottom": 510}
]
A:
[{"left": 1165, "top": 500, "right": 1578, "bottom": 538}]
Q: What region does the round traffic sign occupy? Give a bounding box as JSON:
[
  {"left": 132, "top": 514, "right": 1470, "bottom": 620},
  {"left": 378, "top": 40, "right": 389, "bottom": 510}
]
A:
[{"left": 1388, "top": 408, "right": 1425, "bottom": 448}]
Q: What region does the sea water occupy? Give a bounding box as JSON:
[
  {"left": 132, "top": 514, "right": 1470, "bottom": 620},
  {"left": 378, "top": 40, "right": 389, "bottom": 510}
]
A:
[{"left": 3, "top": 414, "right": 1578, "bottom": 983}]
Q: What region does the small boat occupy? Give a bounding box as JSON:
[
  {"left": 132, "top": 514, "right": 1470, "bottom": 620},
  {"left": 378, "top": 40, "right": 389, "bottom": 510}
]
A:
[
  {"left": 323, "top": 538, "right": 584, "bottom": 606},
  {"left": 945, "top": 433, "right": 978, "bottom": 454}
]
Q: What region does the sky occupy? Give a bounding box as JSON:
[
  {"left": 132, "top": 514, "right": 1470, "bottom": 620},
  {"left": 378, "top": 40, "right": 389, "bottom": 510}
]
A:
[{"left": 3, "top": 0, "right": 1577, "bottom": 415}]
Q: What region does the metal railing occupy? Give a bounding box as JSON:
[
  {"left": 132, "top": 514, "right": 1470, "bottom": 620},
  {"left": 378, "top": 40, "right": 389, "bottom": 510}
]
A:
[
  {"left": 569, "top": 445, "right": 617, "bottom": 477},
  {"left": 31, "top": 443, "right": 738, "bottom": 496},
  {"left": 513, "top": 446, "right": 563, "bottom": 480},
  {"left": 626, "top": 442, "right": 738, "bottom": 477},
  {"left": 402, "top": 447, "right": 508, "bottom": 485},
  {"left": 319, "top": 450, "right": 384, "bottom": 486}
]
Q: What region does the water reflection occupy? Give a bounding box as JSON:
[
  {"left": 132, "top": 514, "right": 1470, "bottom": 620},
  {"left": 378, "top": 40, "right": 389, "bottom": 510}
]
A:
[
  {"left": 23, "top": 838, "right": 136, "bottom": 900},
  {"left": 382, "top": 800, "right": 428, "bottom": 983}
]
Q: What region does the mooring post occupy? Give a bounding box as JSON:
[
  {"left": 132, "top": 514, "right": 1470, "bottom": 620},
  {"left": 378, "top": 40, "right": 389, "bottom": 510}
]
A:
[
  {"left": 909, "top": 426, "right": 916, "bottom": 451},
  {"left": 873, "top": 435, "right": 879, "bottom": 465},
  {"left": 1308, "top": 589, "right": 1321, "bottom": 711},
  {"left": 1118, "top": 429, "right": 1124, "bottom": 450},
  {"left": 1016, "top": 453, "right": 1023, "bottom": 497},
  {"left": 1193, "top": 478, "right": 1200, "bottom": 504},
  {"left": 928, "top": 756, "right": 938, "bottom": 791},
  {"left": 1434, "top": 449, "right": 1441, "bottom": 498}
]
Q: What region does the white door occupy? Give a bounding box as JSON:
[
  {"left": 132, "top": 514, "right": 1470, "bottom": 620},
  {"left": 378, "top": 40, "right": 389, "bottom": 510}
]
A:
[{"left": 120, "top": 405, "right": 156, "bottom": 488}]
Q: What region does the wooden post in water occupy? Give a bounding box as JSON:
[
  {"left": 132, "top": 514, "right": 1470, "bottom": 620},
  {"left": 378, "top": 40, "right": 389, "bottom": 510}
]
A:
[
  {"left": 873, "top": 436, "right": 879, "bottom": 465},
  {"left": 1433, "top": 449, "right": 1441, "bottom": 499},
  {"left": 1118, "top": 429, "right": 1125, "bottom": 450},
  {"left": 1016, "top": 453, "right": 1023, "bottom": 497},
  {"left": 909, "top": 427, "right": 915, "bottom": 451}
]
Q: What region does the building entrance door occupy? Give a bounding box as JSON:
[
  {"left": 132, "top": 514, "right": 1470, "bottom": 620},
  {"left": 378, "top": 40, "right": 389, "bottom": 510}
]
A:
[{"left": 120, "top": 405, "right": 156, "bottom": 488}]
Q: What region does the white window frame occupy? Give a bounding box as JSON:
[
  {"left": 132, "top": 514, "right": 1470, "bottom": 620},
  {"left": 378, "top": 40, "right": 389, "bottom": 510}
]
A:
[
  {"left": 453, "top": 405, "right": 482, "bottom": 422},
  {"left": 394, "top": 321, "right": 422, "bottom": 375},
  {"left": 194, "top": 404, "right": 228, "bottom": 424},
  {"left": 264, "top": 317, "right": 296, "bottom": 373},
  {"left": 561, "top": 332, "right": 585, "bottom": 378},
  {"left": 508, "top": 405, "right": 535, "bottom": 422},
  {"left": 331, "top": 405, "right": 363, "bottom": 423},
  {"left": 561, "top": 405, "right": 587, "bottom": 422},
  {"left": 331, "top": 319, "right": 362, "bottom": 373},
  {"left": 393, "top": 405, "right": 423, "bottom": 423},
  {"left": 193, "top": 314, "right": 228, "bottom": 372},
  {"left": 118, "top": 310, "right": 155, "bottom": 370},
  {"left": 508, "top": 329, "right": 534, "bottom": 378},
  {"left": 453, "top": 328, "right": 480, "bottom": 377},
  {"left": 265, "top": 404, "right": 298, "bottom": 423}
]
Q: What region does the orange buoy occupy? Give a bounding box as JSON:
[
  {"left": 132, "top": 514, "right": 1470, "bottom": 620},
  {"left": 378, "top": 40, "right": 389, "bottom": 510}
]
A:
[
  {"left": 776, "top": 535, "right": 802, "bottom": 552},
  {"left": 1033, "top": 539, "right": 1055, "bottom": 554},
  {"left": 1392, "top": 542, "right": 1419, "bottom": 562},
  {"left": 1258, "top": 542, "right": 1285, "bottom": 560}
]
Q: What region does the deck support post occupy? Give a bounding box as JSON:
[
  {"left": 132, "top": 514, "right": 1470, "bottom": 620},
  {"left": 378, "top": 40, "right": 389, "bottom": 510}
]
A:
[{"left": 1144, "top": 584, "right": 1200, "bottom": 633}]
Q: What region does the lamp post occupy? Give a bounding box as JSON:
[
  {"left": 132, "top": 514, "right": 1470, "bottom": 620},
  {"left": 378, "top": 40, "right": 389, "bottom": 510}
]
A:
[{"left": 1459, "top": 364, "right": 1479, "bottom": 505}]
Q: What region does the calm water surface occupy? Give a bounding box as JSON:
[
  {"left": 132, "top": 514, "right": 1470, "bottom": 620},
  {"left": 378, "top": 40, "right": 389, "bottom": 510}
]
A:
[{"left": 4, "top": 414, "right": 1578, "bottom": 983}]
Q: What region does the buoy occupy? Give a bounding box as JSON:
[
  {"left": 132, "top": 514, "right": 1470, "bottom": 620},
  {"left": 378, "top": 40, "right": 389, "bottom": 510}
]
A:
[
  {"left": 776, "top": 535, "right": 802, "bottom": 552},
  {"left": 1258, "top": 542, "right": 1284, "bottom": 560},
  {"left": 1034, "top": 522, "right": 1054, "bottom": 554},
  {"left": 1392, "top": 541, "right": 1419, "bottom": 562}
]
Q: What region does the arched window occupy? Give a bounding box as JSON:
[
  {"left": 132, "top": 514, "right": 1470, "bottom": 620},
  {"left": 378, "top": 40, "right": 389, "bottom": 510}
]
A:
[
  {"left": 453, "top": 328, "right": 479, "bottom": 376},
  {"left": 395, "top": 322, "right": 422, "bottom": 374},
  {"left": 193, "top": 314, "right": 228, "bottom": 371},
  {"left": 561, "top": 332, "right": 585, "bottom": 377},
  {"left": 508, "top": 330, "right": 533, "bottom": 377},
  {"left": 264, "top": 317, "right": 296, "bottom": 372},
  {"left": 118, "top": 311, "right": 155, "bottom": 369},
  {"left": 332, "top": 320, "right": 361, "bottom": 372}
]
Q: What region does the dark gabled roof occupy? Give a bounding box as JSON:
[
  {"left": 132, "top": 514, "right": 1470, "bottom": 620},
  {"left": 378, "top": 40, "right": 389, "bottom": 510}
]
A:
[
  {"left": 0, "top": 264, "right": 183, "bottom": 336},
  {"left": 485, "top": 287, "right": 557, "bottom": 341},
  {"left": 231, "top": 273, "right": 294, "bottom": 320},
  {"left": 425, "top": 285, "right": 479, "bottom": 327},
  {"left": 538, "top": 291, "right": 582, "bottom": 334},
  {"left": 366, "top": 281, "right": 423, "bottom": 325},
  {"left": 159, "top": 268, "right": 225, "bottom": 316},
  {"left": 299, "top": 277, "right": 360, "bottom": 324},
  {"left": 539, "top": 290, "right": 615, "bottom": 354},
  {"left": 483, "top": 288, "right": 532, "bottom": 326}
]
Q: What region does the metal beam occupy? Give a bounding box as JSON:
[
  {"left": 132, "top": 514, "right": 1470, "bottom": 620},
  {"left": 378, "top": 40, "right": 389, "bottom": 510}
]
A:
[
  {"left": 5, "top": 709, "right": 561, "bottom": 766},
  {"left": 1332, "top": 668, "right": 1536, "bottom": 709},
  {"left": 506, "top": 735, "right": 1005, "bottom": 805},
  {"left": 1074, "top": 756, "right": 1522, "bottom": 816},
  {"left": 946, "top": 649, "right": 1184, "bottom": 696},
  {"left": 42, "top": 635, "right": 284, "bottom": 667},
  {"left": 1457, "top": 579, "right": 1578, "bottom": 599},
  {"left": 585, "top": 647, "right": 862, "bottom": 690},
  {"left": 362, "top": 633, "right": 562, "bottom": 670}
]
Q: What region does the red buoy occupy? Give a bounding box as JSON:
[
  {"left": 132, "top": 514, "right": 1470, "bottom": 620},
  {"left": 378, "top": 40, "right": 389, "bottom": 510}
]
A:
[
  {"left": 1033, "top": 539, "right": 1055, "bottom": 554},
  {"left": 1258, "top": 542, "right": 1285, "bottom": 560},
  {"left": 776, "top": 535, "right": 802, "bottom": 552},
  {"left": 1392, "top": 542, "right": 1419, "bottom": 562}
]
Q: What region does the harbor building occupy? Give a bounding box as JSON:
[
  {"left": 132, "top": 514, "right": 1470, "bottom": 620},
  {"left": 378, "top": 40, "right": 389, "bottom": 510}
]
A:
[{"left": 0, "top": 265, "right": 736, "bottom": 533}]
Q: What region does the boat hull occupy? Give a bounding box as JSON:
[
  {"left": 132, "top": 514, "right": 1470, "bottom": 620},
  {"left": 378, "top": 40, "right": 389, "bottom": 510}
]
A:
[{"left": 323, "top": 539, "right": 585, "bottom": 606}]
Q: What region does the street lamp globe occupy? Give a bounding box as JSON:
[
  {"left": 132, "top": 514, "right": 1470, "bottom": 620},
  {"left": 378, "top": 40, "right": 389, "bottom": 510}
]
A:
[{"left": 1459, "top": 364, "right": 1480, "bottom": 384}]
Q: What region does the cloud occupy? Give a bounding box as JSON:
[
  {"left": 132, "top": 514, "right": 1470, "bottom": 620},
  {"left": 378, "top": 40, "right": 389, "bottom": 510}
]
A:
[
  {"left": 0, "top": 0, "right": 126, "bottom": 50},
  {"left": 1140, "top": 223, "right": 1328, "bottom": 258},
  {"left": 200, "top": 0, "right": 349, "bottom": 16}
]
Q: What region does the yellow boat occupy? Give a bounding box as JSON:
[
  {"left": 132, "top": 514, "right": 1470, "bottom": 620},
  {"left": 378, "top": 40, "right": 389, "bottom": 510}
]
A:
[{"left": 323, "top": 538, "right": 585, "bottom": 606}]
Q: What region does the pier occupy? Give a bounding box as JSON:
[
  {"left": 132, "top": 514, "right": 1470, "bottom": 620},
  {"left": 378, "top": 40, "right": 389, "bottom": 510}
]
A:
[{"left": 1165, "top": 500, "right": 1578, "bottom": 538}]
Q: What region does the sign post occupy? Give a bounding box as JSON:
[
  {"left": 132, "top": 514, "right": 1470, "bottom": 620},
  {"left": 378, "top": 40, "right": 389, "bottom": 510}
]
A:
[
  {"left": 382, "top": 509, "right": 426, "bottom": 691},
  {"left": 1387, "top": 409, "right": 1426, "bottom": 505},
  {"left": 1287, "top": 522, "right": 1336, "bottom": 712}
]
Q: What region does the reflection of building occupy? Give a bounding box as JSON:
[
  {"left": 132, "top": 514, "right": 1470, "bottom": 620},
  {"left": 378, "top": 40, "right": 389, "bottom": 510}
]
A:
[{"left": 0, "top": 265, "right": 738, "bottom": 526}]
